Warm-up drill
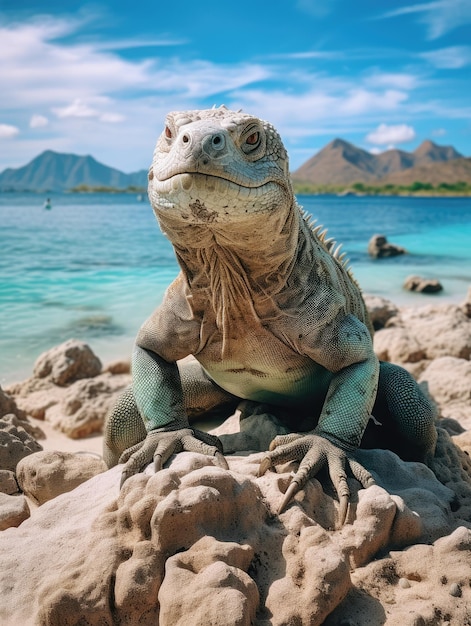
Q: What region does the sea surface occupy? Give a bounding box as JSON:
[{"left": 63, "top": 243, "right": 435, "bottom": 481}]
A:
[{"left": 1, "top": 192, "right": 470, "bottom": 384}]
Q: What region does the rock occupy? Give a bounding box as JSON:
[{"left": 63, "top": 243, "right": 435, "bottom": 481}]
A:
[
  {"left": 46, "top": 373, "right": 131, "bottom": 437},
  {"left": 0, "top": 422, "right": 469, "bottom": 626},
  {"left": 373, "top": 327, "right": 425, "bottom": 363},
  {"left": 10, "top": 370, "right": 131, "bottom": 438},
  {"left": 0, "top": 470, "right": 19, "bottom": 495},
  {"left": 0, "top": 412, "right": 45, "bottom": 441},
  {"left": 0, "top": 417, "right": 43, "bottom": 472},
  {"left": 104, "top": 359, "right": 131, "bottom": 375},
  {"left": 378, "top": 304, "right": 471, "bottom": 362},
  {"left": 0, "top": 492, "right": 30, "bottom": 530},
  {"left": 33, "top": 339, "right": 102, "bottom": 386},
  {"left": 419, "top": 357, "right": 471, "bottom": 428},
  {"left": 0, "top": 386, "right": 27, "bottom": 420},
  {"left": 368, "top": 234, "right": 407, "bottom": 258},
  {"left": 404, "top": 275, "right": 444, "bottom": 294},
  {"left": 461, "top": 286, "right": 471, "bottom": 318},
  {"left": 325, "top": 526, "right": 471, "bottom": 625},
  {"left": 16, "top": 450, "right": 107, "bottom": 505},
  {"left": 363, "top": 294, "right": 399, "bottom": 330}
]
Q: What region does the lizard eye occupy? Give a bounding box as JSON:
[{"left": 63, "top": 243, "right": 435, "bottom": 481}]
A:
[
  {"left": 165, "top": 126, "right": 172, "bottom": 139},
  {"left": 246, "top": 131, "right": 259, "bottom": 145},
  {"left": 241, "top": 125, "right": 263, "bottom": 156}
]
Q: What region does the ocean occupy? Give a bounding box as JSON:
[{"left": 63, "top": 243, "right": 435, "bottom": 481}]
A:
[{"left": 1, "top": 192, "right": 470, "bottom": 385}]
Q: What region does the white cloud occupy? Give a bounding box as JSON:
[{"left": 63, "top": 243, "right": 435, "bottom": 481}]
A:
[
  {"left": 29, "top": 114, "right": 49, "bottom": 128},
  {"left": 0, "top": 124, "right": 19, "bottom": 139},
  {"left": 233, "top": 85, "right": 409, "bottom": 128},
  {"left": 378, "top": 0, "right": 471, "bottom": 40},
  {"left": 366, "top": 123, "right": 416, "bottom": 145},
  {"left": 100, "top": 112, "right": 126, "bottom": 123},
  {"left": 421, "top": 46, "right": 471, "bottom": 69},
  {"left": 53, "top": 99, "right": 99, "bottom": 119},
  {"left": 366, "top": 72, "right": 419, "bottom": 90},
  {"left": 52, "top": 99, "right": 126, "bottom": 124}
]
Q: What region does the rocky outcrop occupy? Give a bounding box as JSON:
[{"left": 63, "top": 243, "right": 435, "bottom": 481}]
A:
[
  {"left": 32, "top": 338, "right": 102, "bottom": 385},
  {"left": 0, "top": 414, "right": 43, "bottom": 472},
  {"left": 0, "top": 430, "right": 470, "bottom": 626},
  {"left": 367, "top": 234, "right": 407, "bottom": 258},
  {"left": 419, "top": 357, "right": 471, "bottom": 427},
  {"left": 17, "top": 450, "right": 107, "bottom": 505},
  {"left": 363, "top": 294, "right": 399, "bottom": 330},
  {"left": 373, "top": 302, "right": 471, "bottom": 367},
  {"left": 7, "top": 339, "right": 131, "bottom": 438}
]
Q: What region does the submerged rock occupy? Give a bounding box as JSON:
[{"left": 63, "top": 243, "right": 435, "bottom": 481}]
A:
[
  {"left": 404, "top": 274, "right": 444, "bottom": 294},
  {"left": 368, "top": 234, "right": 407, "bottom": 258}
]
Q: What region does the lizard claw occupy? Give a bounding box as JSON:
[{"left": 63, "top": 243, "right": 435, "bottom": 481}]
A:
[
  {"left": 278, "top": 480, "right": 302, "bottom": 514},
  {"left": 118, "top": 427, "right": 226, "bottom": 486},
  {"left": 214, "top": 450, "right": 229, "bottom": 470},
  {"left": 258, "top": 456, "right": 274, "bottom": 476},
  {"left": 260, "top": 433, "right": 375, "bottom": 525},
  {"left": 338, "top": 493, "right": 349, "bottom": 528}
]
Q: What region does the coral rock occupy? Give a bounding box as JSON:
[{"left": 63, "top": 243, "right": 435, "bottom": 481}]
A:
[
  {"left": 16, "top": 450, "right": 107, "bottom": 505},
  {"left": 32, "top": 339, "right": 102, "bottom": 386},
  {"left": 0, "top": 416, "right": 42, "bottom": 472},
  {"left": 0, "top": 492, "right": 29, "bottom": 530}
]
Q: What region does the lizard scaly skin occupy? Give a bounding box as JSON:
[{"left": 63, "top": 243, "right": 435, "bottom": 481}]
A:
[{"left": 104, "top": 106, "right": 437, "bottom": 524}]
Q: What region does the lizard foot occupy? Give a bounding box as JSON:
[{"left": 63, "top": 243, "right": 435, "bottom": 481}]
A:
[
  {"left": 118, "top": 427, "right": 228, "bottom": 487},
  {"left": 258, "top": 433, "right": 375, "bottom": 526}
]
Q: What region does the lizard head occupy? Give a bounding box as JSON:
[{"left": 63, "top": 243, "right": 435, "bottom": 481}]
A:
[{"left": 148, "top": 106, "right": 294, "bottom": 230}]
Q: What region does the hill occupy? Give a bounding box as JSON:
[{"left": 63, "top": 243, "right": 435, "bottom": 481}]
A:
[
  {"left": 381, "top": 157, "right": 471, "bottom": 186},
  {"left": 292, "top": 139, "right": 465, "bottom": 186},
  {"left": 0, "top": 150, "right": 148, "bottom": 192}
]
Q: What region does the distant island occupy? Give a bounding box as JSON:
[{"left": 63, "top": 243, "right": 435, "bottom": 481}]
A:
[
  {"left": 69, "top": 184, "right": 147, "bottom": 194},
  {"left": 0, "top": 139, "right": 470, "bottom": 196},
  {"left": 0, "top": 150, "right": 148, "bottom": 193},
  {"left": 291, "top": 138, "right": 471, "bottom": 196}
]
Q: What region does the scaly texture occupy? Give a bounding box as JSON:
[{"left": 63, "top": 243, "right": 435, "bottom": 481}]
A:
[{"left": 104, "top": 106, "right": 438, "bottom": 518}]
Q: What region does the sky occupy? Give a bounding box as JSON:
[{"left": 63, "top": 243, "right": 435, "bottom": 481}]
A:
[{"left": 0, "top": 0, "right": 470, "bottom": 173}]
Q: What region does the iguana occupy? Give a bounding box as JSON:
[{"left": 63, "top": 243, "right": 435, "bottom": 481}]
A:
[{"left": 104, "top": 106, "right": 437, "bottom": 523}]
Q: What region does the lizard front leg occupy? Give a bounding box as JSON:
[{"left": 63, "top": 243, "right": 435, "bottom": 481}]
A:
[
  {"left": 259, "top": 314, "right": 379, "bottom": 524},
  {"left": 119, "top": 346, "right": 227, "bottom": 486}
]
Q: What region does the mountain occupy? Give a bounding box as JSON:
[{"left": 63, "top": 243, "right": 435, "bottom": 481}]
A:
[
  {"left": 381, "top": 157, "right": 471, "bottom": 186},
  {"left": 0, "top": 150, "right": 148, "bottom": 192},
  {"left": 291, "top": 139, "right": 464, "bottom": 186},
  {"left": 292, "top": 139, "right": 379, "bottom": 185}
]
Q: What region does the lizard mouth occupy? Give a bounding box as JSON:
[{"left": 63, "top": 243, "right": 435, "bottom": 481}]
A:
[{"left": 155, "top": 171, "right": 282, "bottom": 192}]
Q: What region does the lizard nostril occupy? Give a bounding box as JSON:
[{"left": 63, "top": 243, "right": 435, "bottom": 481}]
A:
[{"left": 211, "top": 133, "right": 225, "bottom": 150}]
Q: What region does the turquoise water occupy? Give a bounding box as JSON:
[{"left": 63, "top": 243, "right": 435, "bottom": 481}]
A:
[{"left": 1, "top": 193, "right": 470, "bottom": 384}]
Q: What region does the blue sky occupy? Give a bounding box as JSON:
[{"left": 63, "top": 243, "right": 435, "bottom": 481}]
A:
[{"left": 0, "top": 0, "right": 470, "bottom": 173}]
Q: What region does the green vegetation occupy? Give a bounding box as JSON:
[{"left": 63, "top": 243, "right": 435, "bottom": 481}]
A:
[
  {"left": 69, "top": 184, "right": 146, "bottom": 193},
  {"left": 292, "top": 180, "right": 471, "bottom": 196}
]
